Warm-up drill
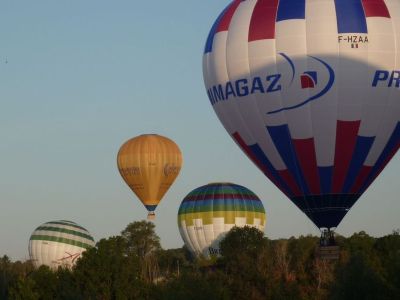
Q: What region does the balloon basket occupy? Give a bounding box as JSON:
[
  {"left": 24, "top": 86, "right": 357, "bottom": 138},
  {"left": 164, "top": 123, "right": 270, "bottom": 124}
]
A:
[
  {"left": 317, "top": 245, "right": 340, "bottom": 260},
  {"left": 317, "top": 229, "right": 340, "bottom": 260},
  {"left": 147, "top": 212, "right": 156, "bottom": 221}
]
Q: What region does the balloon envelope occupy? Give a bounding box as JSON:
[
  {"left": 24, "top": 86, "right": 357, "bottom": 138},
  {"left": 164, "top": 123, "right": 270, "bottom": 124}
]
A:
[
  {"left": 203, "top": 0, "right": 400, "bottom": 230},
  {"left": 117, "top": 134, "right": 182, "bottom": 218},
  {"left": 29, "top": 220, "right": 95, "bottom": 269},
  {"left": 178, "top": 182, "right": 266, "bottom": 258}
]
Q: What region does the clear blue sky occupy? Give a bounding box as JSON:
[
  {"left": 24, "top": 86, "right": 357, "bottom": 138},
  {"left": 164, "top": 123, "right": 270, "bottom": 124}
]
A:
[{"left": 1, "top": 1, "right": 399, "bottom": 261}]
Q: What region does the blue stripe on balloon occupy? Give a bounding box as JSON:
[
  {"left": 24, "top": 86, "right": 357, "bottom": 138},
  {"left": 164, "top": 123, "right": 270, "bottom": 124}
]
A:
[
  {"left": 276, "top": 0, "right": 305, "bottom": 22},
  {"left": 361, "top": 122, "right": 400, "bottom": 192},
  {"left": 180, "top": 199, "right": 262, "bottom": 208},
  {"left": 182, "top": 193, "right": 259, "bottom": 203},
  {"left": 318, "top": 166, "right": 333, "bottom": 194},
  {"left": 267, "top": 124, "right": 310, "bottom": 195},
  {"left": 248, "top": 143, "right": 294, "bottom": 197},
  {"left": 145, "top": 205, "right": 157, "bottom": 212},
  {"left": 334, "top": 0, "right": 368, "bottom": 33},
  {"left": 183, "top": 197, "right": 261, "bottom": 204},
  {"left": 342, "top": 136, "right": 375, "bottom": 193}
]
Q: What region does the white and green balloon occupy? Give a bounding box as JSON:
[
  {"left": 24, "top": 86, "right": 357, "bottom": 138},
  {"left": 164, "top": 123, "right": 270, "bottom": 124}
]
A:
[{"left": 29, "top": 220, "right": 95, "bottom": 269}]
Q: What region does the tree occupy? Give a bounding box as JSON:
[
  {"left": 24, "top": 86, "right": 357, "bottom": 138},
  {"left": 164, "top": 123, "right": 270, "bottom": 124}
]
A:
[
  {"left": 271, "top": 239, "right": 293, "bottom": 282},
  {"left": 218, "top": 226, "right": 269, "bottom": 300},
  {"left": 0, "top": 256, "right": 35, "bottom": 300},
  {"left": 154, "top": 271, "right": 230, "bottom": 300},
  {"left": 219, "top": 226, "right": 267, "bottom": 260},
  {"left": 121, "top": 221, "right": 162, "bottom": 283},
  {"left": 330, "top": 254, "right": 390, "bottom": 300},
  {"left": 343, "top": 231, "right": 376, "bottom": 258},
  {"left": 54, "top": 268, "right": 82, "bottom": 300},
  {"left": 374, "top": 230, "right": 400, "bottom": 298},
  {"left": 0, "top": 255, "right": 13, "bottom": 299},
  {"left": 121, "top": 221, "right": 161, "bottom": 258},
  {"left": 29, "top": 266, "right": 57, "bottom": 300},
  {"left": 73, "top": 236, "right": 142, "bottom": 299},
  {"left": 157, "top": 247, "right": 191, "bottom": 278},
  {"left": 8, "top": 277, "right": 39, "bottom": 300},
  {"left": 312, "top": 258, "right": 335, "bottom": 300}
]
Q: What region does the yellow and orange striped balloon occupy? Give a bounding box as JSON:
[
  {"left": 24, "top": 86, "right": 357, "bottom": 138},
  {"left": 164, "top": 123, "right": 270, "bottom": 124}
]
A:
[{"left": 117, "top": 134, "right": 182, "bottom": 219}]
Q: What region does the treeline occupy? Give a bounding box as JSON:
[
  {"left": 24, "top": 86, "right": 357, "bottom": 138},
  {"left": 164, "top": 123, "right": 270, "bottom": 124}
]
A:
[{"left": 1, "top": 221, "right": 399, "bottom": 300}]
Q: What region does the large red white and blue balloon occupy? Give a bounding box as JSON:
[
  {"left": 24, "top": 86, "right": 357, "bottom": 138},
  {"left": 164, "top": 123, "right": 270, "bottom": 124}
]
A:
[{"left": 203, "top": 0, "right": 400, "bottom": 230}]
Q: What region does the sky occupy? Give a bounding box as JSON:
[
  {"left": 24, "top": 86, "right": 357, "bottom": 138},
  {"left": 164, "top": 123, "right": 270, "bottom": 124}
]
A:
[{"left": 0, "top": 1, "right": 399, "bottom": 261}]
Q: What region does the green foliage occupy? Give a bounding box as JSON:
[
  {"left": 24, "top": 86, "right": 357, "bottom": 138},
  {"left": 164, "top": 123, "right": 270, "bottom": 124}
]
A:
[
  {"left": 372, "top": 231, "right": 400, "bottom": 298},
  {"left": 121, "top": 220, "right": 162, "bottom": 284},
  {"left": 121, "top": 220, "right": 161, "bottom": 258},
  {"left": 343, "top": 231, "right": 376, "bottom": 256},
  {"left": 219, "top": 226, "right": 267, "bottom": 260},
  {"left": 8, "top": 277, "right": 39, "bottom": 300},
  {"left": 154, "top": 272, "right": 230, "bottom": 300},
  {"left": 0, "top": 255, "right": 13, "bottom": 299},
  {"left": 54, "top": 268, "right": 82, "bottom": 300},
  {"left": 29, "top": 266, "right": 57, "bottom": 299},
  {"left": 2, "top": 224, "right": 400, "bottom": 300},
  {"left": 73, "top": 236, "right": 142, "bottom": 299},
  {"left": 218, "top": 226, "right": 270, "bottom": 300},
  {"left": 0, "top": 255, "right": 34, "bottom": 299},
  {"left": 157, "top": 247, "right": 191, "bottom": 278},
  {"left": 330, "top": 254, "right": 390, "bottom": 300}
]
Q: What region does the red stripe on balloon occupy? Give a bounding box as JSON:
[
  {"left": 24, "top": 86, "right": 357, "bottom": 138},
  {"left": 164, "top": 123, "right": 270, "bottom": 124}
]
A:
[
  {"left": 232, "top": 132, "right": 276, "bottom": 182},
  {"left": 362, "top": 0, "right": 390, "bottom": 18},
  {"left": 278, "top": 170, "right": 302, "bottom": 197},
  {"left": 232, "top": 132, "right": 261, "bottom": 170},
  {"left": 232, "top": 132, "right": 291, "bottom": 197},
  {"left": 249, "top": 0, "right": 279, "bottom": 41},
  {"left": 350, "top": 165, "right": 372, "bottom": 194},
  {"left": 292, "top": 138, "right": 321, "bottom": 195},
  {"left": 332, "top": 120, "right": 361, "bottom": 193},
  {"left": 216, "top": 0, "right": 242, "bottom": 33},
  {"left": 184, "top": 194, "right": 258, "bottom": 201}
]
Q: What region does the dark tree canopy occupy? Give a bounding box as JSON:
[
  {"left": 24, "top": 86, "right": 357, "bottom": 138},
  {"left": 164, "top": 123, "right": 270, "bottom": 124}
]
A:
[{"left": 1, "top": 224, "right": 399, "bottom": 300}]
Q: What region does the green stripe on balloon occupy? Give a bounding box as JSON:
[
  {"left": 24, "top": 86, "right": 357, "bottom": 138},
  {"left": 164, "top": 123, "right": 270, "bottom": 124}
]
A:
[
  {"left": 179, "top": 203, "right": 265, "bottom": 214},
  {"left": 30, "top": 235, "right": 94, "bottom": 249},
  {"left": 45, "top": 221, "right": 88, "bottom": 231},
  {"left": 34, "top": 226, "right": 94, "bottom": 241}
]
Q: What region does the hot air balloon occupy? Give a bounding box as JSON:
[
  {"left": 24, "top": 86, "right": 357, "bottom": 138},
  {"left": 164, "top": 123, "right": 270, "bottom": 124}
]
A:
[
  {"left": 29, "top": 220, "right": 95, "bottom": 269},
  {"left": 203, "top": 0, "right": 400, "bottom": 243},
  {"left": 178, "top": 182, "right": 266, "bottom": 258},
  {"left": 117, "top": 134, "right": 182, "bottom": 219}
]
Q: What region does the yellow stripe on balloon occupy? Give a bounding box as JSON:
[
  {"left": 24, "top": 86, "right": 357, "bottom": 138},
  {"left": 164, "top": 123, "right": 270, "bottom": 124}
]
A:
[{"left": 178, "top": 211, "right": 266, "bottom": 226}]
